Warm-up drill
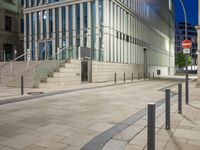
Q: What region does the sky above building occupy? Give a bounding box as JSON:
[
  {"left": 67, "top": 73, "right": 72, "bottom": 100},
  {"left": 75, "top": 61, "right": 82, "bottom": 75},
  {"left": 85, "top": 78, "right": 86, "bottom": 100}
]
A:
[{"left": 174, "top": 0, "right": 198, "bottom": 26}]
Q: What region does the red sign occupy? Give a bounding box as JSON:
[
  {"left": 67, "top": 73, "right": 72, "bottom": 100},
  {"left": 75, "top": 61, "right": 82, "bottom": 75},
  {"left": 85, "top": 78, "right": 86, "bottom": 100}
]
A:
[{"left": 182, "top": 40, "right": 192, "bottom": 49}]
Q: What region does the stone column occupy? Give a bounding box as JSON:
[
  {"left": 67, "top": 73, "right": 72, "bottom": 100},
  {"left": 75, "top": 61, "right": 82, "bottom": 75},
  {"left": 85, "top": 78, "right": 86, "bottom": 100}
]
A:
[
  {"left": 72, "top": 5, "right": 77, "bottom": 59},
  {"left": 52, "top": 8, "right": 56, "bottom": 56},
  {"left": 113, "top": 3, "right": 117, "bottom": 63},
  {"left": 87, "top": 1, "right": 92, "bottom": 49},
  {"left": 59, "top": 7, "right": 62, "bottom": 48},
  {"left": 110, "top": 1, "right": 113, "bottom": 62},
  {"left": 24, "top": 14, "right": 27, "bottom": 55},
  {"left": 29, "top": 13, "right": 32, "bottom": 52},
  {"left": 34, "top": 12, "right": 38, "bottom": 60},
  {"left": 103, "top": 0, "right": 110, "bottom": 62},
  {"left": 46, "top": 9, "right": 50, "bottom": 39},
  {"left": 80, "top": 3, "right": 84, "bottom": 48},
  {"left": 95, "top": 0, "right": 100, "bottom": 61},
  {"left": 40, "top": 11, "right": 43, "bottom": 40},
  {"left": 66, "top": 6, "right": 69, "bottom": 48}
]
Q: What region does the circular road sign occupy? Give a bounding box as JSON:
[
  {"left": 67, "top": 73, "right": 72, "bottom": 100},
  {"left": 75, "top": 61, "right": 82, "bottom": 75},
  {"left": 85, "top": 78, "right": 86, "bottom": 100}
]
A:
[{"left": 182, "top": 40, "right": 192, "bottom": 49}]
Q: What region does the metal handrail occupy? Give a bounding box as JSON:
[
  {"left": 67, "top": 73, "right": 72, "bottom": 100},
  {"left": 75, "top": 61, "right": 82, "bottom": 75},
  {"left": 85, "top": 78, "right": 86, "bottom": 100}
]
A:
[
  {"left": 10, "top": 52, "right": 27, "bottom": 73},
  {"left": 0, "top": 52, "right": 27, "bottom": 71}
]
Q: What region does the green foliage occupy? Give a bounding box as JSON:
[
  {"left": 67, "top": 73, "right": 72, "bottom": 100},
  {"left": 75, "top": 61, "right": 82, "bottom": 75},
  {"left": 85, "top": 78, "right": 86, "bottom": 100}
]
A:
[{"left": 176, "top": 52, "right": 192, "bottom": 68}]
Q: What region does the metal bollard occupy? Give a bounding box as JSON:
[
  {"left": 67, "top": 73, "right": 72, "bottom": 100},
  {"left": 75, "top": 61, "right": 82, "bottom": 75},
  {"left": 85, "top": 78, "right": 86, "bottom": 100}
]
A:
[
  {"left": 124, "top": 73, "right": 125, "bottom": 83},
  {"left": 149, "top": 72, "right": 150, "bottom": 80},
  {"left": 138, "top": 73, "right": 140, "bottom": 80},
  {"left": 132, "top": 72, "right": 133, "bottom": 82},
  {"left": 114, "top": 73, "right": 116, "bottom": 84},
  {"left": 21, "top": 76, "right": 24, "bottom": 95},
  {"left": 165, "top": 89, "right": 170, "bottom": 130},
  {"left": 178, "top": 83, "right": 182, "bottom": 114},
  {"left": 147, "top": 103, "right": 156, "bottom": 150}
]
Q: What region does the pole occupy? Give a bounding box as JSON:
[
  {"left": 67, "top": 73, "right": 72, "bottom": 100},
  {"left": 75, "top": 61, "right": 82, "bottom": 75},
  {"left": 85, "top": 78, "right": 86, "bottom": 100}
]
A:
[
  {"left": 149, "top": 72, "right": 150, "bottom": 80},
  {"left": 165, "top": 89, "right": 170, "bottom": 130},
  {"left": 138, "top": 73, "right": 140, "bottom": 80},
  {"left": 147, "top": 103, "right": 156, "bottom": 150},
  {"left": 114, "top": 73, "right": 116, "bottom": 84},
  {"left": 124, "top": 73, "right": 125, "bottom": 83},
  {"left": 178, "top": 83, "right": 182, "bottom": 114},
  {"left": 21, "top": 76, "right": 24, "bottom": 95},
  {"left": 132, "top": 72, "right": 133, "bottom": 82},
  {"left": 179, "top": 0, "right": 189, "bottom": 104}
]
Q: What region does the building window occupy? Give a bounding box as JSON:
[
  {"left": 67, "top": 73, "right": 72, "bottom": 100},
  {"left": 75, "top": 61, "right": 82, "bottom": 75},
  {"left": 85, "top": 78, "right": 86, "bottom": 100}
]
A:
[
  {"left": 5, "top": 16, "right": 12, "bottom": 31},
  {"left": 4, "top": 0, "right": 13, "bottom": 4}
]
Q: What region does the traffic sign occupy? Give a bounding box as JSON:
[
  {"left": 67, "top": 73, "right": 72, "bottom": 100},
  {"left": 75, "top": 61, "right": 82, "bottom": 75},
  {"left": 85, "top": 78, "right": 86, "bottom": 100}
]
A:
[
  {"left": 182, "top": 40, "right": 192, "bottom": 49},
  {"left": 183, "top": 48, "right": 190, "bottom": 54}
]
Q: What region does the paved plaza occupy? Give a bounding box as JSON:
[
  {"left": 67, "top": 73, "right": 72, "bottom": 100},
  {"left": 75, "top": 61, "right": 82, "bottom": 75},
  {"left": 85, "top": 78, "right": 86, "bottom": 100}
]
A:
[{"left": 0, "top": 79, "right": 199, "bottom": 150}]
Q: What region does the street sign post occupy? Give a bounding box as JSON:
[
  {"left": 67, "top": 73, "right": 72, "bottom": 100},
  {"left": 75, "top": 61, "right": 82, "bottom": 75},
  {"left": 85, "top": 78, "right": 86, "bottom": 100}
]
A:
[{"left": 181, "top": 39, "right": 192, "bottom": 105}]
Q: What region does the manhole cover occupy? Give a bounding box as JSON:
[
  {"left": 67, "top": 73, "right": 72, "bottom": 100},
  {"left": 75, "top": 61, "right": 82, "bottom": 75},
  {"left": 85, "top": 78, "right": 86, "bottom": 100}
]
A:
[{"left": 27, "top": 92, "right": 44, "bottom": 96}]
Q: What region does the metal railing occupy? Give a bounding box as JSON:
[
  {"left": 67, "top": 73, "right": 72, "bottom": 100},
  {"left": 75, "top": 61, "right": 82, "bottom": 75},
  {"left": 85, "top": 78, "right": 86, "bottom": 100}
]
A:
[{"left": 33, "top": 47, "right": 73, "bottom": 85}]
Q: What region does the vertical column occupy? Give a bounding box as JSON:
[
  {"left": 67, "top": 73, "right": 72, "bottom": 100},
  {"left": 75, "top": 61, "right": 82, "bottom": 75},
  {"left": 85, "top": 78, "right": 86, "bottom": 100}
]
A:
[
  {"left": 66, "top": 6, "right": 69, "bottom": 48},
  {"left": 34, "top": 12, "right": 38, "bottom": 60},
  {"left": 127, "top": 13, "right": 130, "bottom": 64},
  {"left": 46, "top": 9, "right": 50, "bottom": 39},
  {"left": 40, "top": 11, "right": 43, "bottom": 40},
  {"left": 124, "top": 11, "right": 127, "bottom": 63},
  {"left": 29, "top": 0, "right": 31, "bottom": 7},
  {"left": 59, "top": 7, "right": 62, "bottom": 49},
  {"left": 110, "top": 1, "right": 113, "bottom": 62},
  {"left": 80, "top": 3, "right": 84, "bottom": 47},
  {"left": 87, "top": 1, "right": 92, "bottom": 48},
  {"left": 113, "top": 4, "right": 117, "bottom": 63},
  {"left": 120, "top": 9, "right": 124, "bottom": 63},
  {"left": 52, "top": 8, "right": 56, "bottom": 56},
  {"left": 95, "top": 0, "right": 100, "bottom": 61},
  {"left": 103, "top": 0, "right": 110, "bottom": 62},
  {"left": 29, "top": 13, "right": 32, "bottom": 51},
  {"left": 72, "top": 5, "right": 77, "bottom": 59},
  {"left": 117, "top": 6, "right": 121, "bottom": 63},
  {"left": 24, "top": 14, "right": 27, "bottom": 54},
  {"left": 24, "top": 0, "right": 27, "bottom": 8}
]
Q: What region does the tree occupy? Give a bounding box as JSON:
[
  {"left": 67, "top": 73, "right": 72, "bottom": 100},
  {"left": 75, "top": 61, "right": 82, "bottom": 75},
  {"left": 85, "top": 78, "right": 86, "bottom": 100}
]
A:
[{"left": 176, "top": 52, "right": 192, "bottom": 68}]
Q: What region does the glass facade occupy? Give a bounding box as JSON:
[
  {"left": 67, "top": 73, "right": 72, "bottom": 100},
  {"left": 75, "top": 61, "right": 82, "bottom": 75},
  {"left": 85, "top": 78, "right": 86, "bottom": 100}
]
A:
[{"left": 23, "top": 0, "right": 175, "bottom": 73}]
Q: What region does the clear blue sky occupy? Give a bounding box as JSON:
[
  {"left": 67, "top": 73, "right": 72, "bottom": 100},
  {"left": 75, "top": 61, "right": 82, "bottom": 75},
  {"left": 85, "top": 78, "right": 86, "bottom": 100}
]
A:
[{"left": 174, "top": 0, "right": 198, "bottom": 26}]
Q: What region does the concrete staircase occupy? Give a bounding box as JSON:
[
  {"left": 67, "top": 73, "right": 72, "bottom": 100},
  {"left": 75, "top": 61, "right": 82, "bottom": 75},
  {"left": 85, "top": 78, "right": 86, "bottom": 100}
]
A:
[
  {"left": 0, "top": 59, "right": 81, "bottom": 88},
  {"left": 38, "top": 59, "right": 81, "bottom": 88}
]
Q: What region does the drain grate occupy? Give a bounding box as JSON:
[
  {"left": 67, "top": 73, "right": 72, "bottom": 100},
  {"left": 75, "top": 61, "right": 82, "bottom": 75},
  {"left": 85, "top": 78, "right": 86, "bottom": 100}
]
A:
[{"left": 27, "top": 92, "right": 44, "bottom": 96}]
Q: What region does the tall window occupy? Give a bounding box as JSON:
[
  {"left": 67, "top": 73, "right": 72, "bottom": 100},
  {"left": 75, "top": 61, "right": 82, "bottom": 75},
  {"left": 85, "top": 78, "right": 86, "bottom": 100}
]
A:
[{"left": 5, "top": 16, "right": 12, "bottom": 31}]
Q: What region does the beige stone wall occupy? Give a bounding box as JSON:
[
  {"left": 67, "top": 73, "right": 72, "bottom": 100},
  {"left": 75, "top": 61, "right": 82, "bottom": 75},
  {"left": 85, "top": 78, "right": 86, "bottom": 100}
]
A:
[{"left": 92, "top": 61, "right": 170, "bottom": 83}]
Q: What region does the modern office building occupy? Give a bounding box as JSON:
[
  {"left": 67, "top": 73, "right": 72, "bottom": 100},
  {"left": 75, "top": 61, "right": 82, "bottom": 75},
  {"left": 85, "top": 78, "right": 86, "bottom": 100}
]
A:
[
  {"left": 23, "top": 0, "right": 175, "bottom": 83},
  {"left": 0, "top": 0, "right": 24, "bottom": 61},
  {"left": 176, "top": 23, "right": 197, "bottom": 66}
]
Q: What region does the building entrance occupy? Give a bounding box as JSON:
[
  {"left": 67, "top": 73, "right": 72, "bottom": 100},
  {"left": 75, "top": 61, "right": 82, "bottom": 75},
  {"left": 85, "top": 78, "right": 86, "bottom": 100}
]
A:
[
  {"left": 81, "top": 61, "right": 88, "bottom": 82},
  {"left": 38, "top": 41, "right": 53, "bottom": 60},
  {"left": 144, "top": 48, "right": 148, "bottom": 77}
]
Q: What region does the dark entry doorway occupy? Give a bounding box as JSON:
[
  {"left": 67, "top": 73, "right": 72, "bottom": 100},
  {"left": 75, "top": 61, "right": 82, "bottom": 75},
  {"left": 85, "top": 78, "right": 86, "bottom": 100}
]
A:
[
  {"left": 144, "top": 48, "right": 148, "bottom": 77},
  {"left": 81, "top": 61, "right": 88, "bottom": 82}
]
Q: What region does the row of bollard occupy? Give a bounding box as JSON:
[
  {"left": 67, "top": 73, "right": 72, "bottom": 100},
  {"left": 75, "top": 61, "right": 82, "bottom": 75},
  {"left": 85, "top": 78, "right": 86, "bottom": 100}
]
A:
[
  {"left": 114, "top": 72, "right": 157, "bottom": 84},
  {"left": 147, "top": 83, "right": 182, "bottom": 150}
]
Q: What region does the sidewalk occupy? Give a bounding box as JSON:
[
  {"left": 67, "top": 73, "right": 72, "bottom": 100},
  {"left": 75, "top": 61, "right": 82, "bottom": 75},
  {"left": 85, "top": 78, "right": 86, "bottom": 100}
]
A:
[{"left": 106, "top": 82, "right": 200, "bottom": 150}]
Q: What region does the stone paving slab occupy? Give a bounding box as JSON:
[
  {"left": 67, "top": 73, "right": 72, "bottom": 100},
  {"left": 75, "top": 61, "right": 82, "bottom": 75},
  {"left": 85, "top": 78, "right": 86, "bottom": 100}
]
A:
[{"left": 0, "top": 79, "right": 185, "bottom": 150}]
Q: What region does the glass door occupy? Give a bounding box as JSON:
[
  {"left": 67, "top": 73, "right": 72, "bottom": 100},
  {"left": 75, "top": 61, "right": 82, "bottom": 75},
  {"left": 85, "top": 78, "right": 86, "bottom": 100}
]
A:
[{"left": 39, "top": 42, "right": 46, "bottom": 60}]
